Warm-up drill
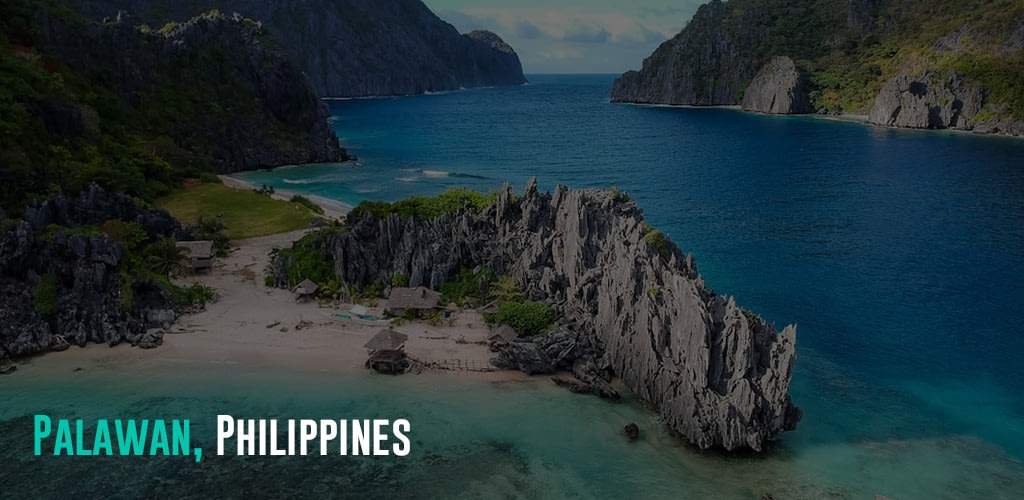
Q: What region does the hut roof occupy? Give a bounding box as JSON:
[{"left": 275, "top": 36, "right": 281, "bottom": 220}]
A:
[
  {"left": 293, "top": 279, "right": 319, "bottom": 295},
  {"left": 479, "top": 300, "right": 500, "bottom": 314},
  {"left": 350, "top": 304, "right": 369, "bottom": 316},
  {"left": 364, "top": 329, "right": 409, "bottom": 351},
  {"left": 387, "top": 287, "right": 440, "bottom": 310},
  {"left": 176, "top": 240, "right": 214, "bottom": 259},
  {"left": 488, "top": 325, "right": 517, "bottom": 342}
]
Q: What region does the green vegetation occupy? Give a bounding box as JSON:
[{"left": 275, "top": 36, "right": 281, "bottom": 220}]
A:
[
  {"left": 269, "top": 229, "right": 336, "bottom": 289},
  {"left": 144, "top": 236, "right": 189, "bottom": 276},
  {"left": 33, "top": 273, "right": 59, "bottom": 316},
  {"left": 349, "top": 188, "right": 499, "bottom": 221},
  {"left": 0, "top": 0, "right": 329, "bottom": 216},
  {"left": 494, "top": 300, "right": 555, "bottom": 337},
  {"left": 647, "top": 0, "right": 1024, "bottom": 118},
  {"left": 642, "top": 223, "right": 673, "bottom": 263},
  {"left": 439, "top": 267, "right": 497, "bottom": 306},
  {"left": 391, "top": 273, "right": 409, "bottom": 288},
  {"left": 156, "top": 183, "right": 315, "bottom": 240},
  {"left": 290, "top": 194, "right": 324, "bottom": 215}
]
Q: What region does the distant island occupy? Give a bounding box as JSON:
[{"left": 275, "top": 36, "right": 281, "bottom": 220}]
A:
[
  {"left": 73, "top": 0, "right": 528, "bottom": 97},
  {"left": 612, "top": 0, "right": 1024, "bottom": 136}
]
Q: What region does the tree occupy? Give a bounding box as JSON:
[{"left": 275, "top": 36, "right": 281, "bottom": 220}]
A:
[{"left": 146, "top": 236, "right": 189, "bottom": 277}]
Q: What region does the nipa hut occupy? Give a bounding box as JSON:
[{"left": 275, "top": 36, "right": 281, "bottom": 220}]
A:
[
  {"left": 488, "top": 325, "right": 517, "bottom": 351},
  {"left": 293, "top": 279, "right": 319, "bottom": 302},
  {"left": 386, "top": 287, "right": 441, "bottom": 317},
  {"left": 176, "top": 240, "right": 215, "bottom": 274},
  {"left": 363, "top": 329, "right": 410, "bottom": 375}
]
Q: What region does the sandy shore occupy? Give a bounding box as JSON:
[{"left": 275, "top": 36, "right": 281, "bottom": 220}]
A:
[
  {"left": 17, "top": 228, "right": 525, "bottom": 382},
  {"left": 219, "top": 174, "right": 353, "bottom": 221}
]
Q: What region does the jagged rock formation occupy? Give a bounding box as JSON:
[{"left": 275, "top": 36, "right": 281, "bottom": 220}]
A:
[
  {"left": 274, "top": 180, "right": 801, "bottom": 451},
  {"left": 0, "top": 186, "right": 181, "bottom": 360},
  {"left": 867, "top": 71, "right": 984, "bottom": 130},
  {"left": 867, "top": 71, "right": 1023, "bottom": 136},
  {"left": 741, "top": 56, "right": 811, "bottom": 114},
  {"left": 73, "top": 0, "right": 527, "bottom": 97},
  {"left": 37, "top": 10, "right": 347, "bottom": 173}
]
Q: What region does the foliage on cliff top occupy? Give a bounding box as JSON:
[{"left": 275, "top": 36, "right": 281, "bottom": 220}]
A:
[
  {"left": 640, "top": 0, "right": 1024, "bottom": 117},
  {"left": 0, "top": 0, "right": 334, "bottom": 216},
  {"left": 156, "top": 183, "right": 316, "bottom": 240},
  {"left": 349, "top": 188, "right": 499, "bottom": 221}
]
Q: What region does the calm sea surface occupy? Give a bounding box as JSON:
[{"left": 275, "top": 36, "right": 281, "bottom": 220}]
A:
[{"left": 4, "top": 74, "right": 1023, "bottom": 499}]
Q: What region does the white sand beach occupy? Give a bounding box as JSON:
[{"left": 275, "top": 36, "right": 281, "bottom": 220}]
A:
[{"left": 22, "top": 226, "right": 525, "bottom": 382}]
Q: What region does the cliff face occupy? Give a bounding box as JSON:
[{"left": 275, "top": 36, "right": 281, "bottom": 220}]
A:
[
  {"left": 74, "top": 0, "right": 528, "bottom": 97},
  {"left": 611, "top": 1, "right": 760, "bottom": 105},
  {"left": 275, "top": 180, "right": 801, "bottom": 451},
  {"left": 0, "top": 186, "right": 182, "bottom": 361},
  {"left": 741, "top": 56, "right": 811, "bottom": 114},
  {"left": 38, "top": 10, "right": 347, "bottom": 173},
  {"left": 612, "top": 0, "right": 1024, "bottom": 134}
]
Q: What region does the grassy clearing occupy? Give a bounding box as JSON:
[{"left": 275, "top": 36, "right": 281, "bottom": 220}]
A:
[{"left": 156, "top": 183, "right": 314, "bottom": 240}]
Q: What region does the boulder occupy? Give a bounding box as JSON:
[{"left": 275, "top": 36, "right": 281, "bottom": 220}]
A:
[{"left": 624, "top": 423, "right": 639, "bottom": 441}]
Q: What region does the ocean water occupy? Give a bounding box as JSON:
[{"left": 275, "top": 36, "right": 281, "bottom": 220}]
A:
[{"left": 4, "top": 74, "right": 1024, "bottom": 498}]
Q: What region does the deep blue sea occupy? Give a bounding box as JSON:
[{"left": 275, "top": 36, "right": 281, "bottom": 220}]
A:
[
  {"left": 5, "top": 74, "right": 1022, "bottom": 499},
  {"left": 244, "top": 74, "right": 1024, "bottom": 495}
]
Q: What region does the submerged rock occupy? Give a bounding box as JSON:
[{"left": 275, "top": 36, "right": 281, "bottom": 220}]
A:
[
  {"left": 279, "top": 180, "right": 801, "bottom": 451},
  {"left": 624, "top": 423, "right": 639, "bottom": 441}
]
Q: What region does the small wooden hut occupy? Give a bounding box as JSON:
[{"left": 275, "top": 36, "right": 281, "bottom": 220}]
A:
[
  {"left": 363, "top": 329, "right": 410, "bottom": 375},
  {"left": 176, "top": 240, "right": 215, "bottom": 274},
  {"left": 488, "top": 325, "right": 517, "bottom": 351},
  {"left": 293, "top": 279, "right": 319, "bottom": 302},
  {"left": 443, "top": 302, "right": 459, "bottom": 319},
  {"left": 386, "top": 287, "right": 441, "bottom": 317}
]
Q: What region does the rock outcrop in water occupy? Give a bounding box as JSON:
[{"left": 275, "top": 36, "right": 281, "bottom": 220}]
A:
[
  {"left": 73, "top": 0, "right": 527, "bottom": 97},
  {"left": 741, "top": 56, "right": 811, "bottom": 114},
  {"left": 274, "top": 180, "right": 801, "bottom": 451},
  {"left": 867, "top": 71, "right": 1023, "bottom": 136},
  {"left": 0, "top": 186, "right": 182, "bottom": 361}
]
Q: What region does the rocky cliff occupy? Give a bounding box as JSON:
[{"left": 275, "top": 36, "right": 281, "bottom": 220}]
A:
[
  {"left": 741, "top": 56, "right": 811, "bottom": 114},
  {"left": 273, "top": 180, "right": 801, "bottom": 451},
  {"left": 74, "top": 0, "right": 528, "bottom": 97},
  {"left": 612, "top": 0, "right": 1024, "bottom": 135},
  {"left": 0, "top": 186, "right": 184, "bottom": 362},
  {"left": 37, "top": 10, "right": 347, "bottom": 173},
  {"left": 867, "top": 71, "right": 1023, "bottom": 136}
]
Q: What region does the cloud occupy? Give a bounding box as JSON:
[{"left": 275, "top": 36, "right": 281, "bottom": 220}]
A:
[
  {"left": 515, "top": 20, "right": 542, "bottom": 39},
  {"left": 562, "top": 22, "right": 611, "bottom": 43},
  {"left": 425, "top": 2, "right": 705, "bottom": 73}
]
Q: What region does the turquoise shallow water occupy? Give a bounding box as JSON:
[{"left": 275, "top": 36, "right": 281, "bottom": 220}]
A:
[{"left": 4, "top": 74, "right": 1024, "bottom": 498}]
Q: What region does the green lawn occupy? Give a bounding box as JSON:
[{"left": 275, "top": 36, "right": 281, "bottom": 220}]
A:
[{"left": 156, "top": 183, "right": 315, "bottom": 240}]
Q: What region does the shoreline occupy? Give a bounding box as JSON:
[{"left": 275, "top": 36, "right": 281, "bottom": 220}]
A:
[
  {"left": 5, "top": 228, "right": 525, "bottom": 384},
  {"left": 219, "top": 174, "right": 353, "bottom": 220},
  {"left": 616, "top": 101, "right": 1024, "bottom": 139}
]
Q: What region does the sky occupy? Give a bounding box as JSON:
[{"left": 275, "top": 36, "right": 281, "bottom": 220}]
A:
[{"left": 423, "top": 0, "right": 706, "bottom": 74}]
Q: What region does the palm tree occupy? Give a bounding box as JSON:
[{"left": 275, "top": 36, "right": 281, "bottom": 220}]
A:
[{"left": 146, "top": 236, "right": 189, "bottom": 277}]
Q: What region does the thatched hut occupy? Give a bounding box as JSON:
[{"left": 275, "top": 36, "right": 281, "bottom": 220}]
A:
[
  {"left": 488, "top": 325, "right": 517, "bottom": 351},
  {"left": 363, "top": 329, "right": 409, "bottom": 375},
  {"left": 293, "top": 279, "right": 319, "bottom": 302},
  {"left": 386, "top": 287, "right": 441, "bottom": 317},
  {"left": 176, "top": 240, "right": 214, "bottom": 274}
]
